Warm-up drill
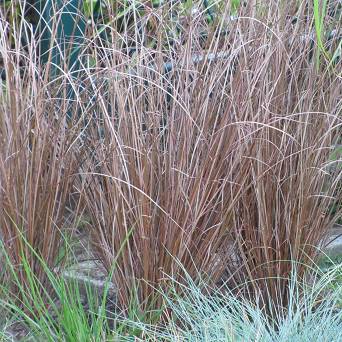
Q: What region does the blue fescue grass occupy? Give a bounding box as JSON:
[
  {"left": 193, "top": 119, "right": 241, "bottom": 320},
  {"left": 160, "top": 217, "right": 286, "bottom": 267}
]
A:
[{"left": 123, "top": 260, "right": 342, "bottom": 342}]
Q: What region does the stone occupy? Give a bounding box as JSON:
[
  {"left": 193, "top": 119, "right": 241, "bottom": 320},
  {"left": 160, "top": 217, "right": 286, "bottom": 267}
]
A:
[{"left": 324, "top": 224, "right": 342, "bottom": 257}]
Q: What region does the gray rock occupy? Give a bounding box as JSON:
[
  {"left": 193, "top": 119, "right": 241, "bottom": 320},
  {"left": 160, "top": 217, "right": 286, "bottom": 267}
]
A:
[{"left": 324, "top": 224, "right": 342, "bottom": 257}]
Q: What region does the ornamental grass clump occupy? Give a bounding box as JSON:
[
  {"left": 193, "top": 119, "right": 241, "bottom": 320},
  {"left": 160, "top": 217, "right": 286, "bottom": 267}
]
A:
[
  {"left": 130, "top": 262, "right": 342, "bottom": 342},
  {"left": 0, "top": 0, "right": 340, "bottom": 329},
  {"left": 0, "top": 8, "right": 82, "bottom": 306},
  {"left": 80, "top": 0, "right": 341, "bottom": 318}
]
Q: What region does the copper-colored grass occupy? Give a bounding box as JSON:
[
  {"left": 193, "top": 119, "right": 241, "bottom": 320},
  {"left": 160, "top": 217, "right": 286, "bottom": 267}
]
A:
[
  {"left": 79, "top": 0, "right": 341, "bottom": 316},
  {"left": 0, "top": 13, "right": 81, "bottom": 304},
  {"left": 0, "top": 0, "right": 340, "bottom": 321}
]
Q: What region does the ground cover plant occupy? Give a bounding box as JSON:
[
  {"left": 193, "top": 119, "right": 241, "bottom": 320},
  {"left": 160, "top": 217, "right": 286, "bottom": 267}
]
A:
[
  {"left": 124, "top": 263, "right": 342, "bottom": 342},
  {"left": 0, "top": 250, "right": 342, "bottom": 341},
  {"left": 0, "top": 0, "right": 341, "bottom": 340},
  {"left": 0, "top": 239, "right": 120, "bottom": 341}
]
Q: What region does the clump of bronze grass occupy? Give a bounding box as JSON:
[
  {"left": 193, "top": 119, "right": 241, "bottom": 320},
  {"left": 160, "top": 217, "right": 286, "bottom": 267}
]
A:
[
  {"left": 1, "top": 0, "right": 340, "bottom": 326},
  {"left": 80, "top": 0, "right": 341, "bottom": 318},
  {"left": 0, "top": 6, "right": 82, "bottom": 307},
  {"left": 225, "top": 0, "right": 342, "bottom": 312}
]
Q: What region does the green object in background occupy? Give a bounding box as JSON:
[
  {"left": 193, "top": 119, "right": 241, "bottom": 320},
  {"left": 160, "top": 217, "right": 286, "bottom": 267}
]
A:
[
  {"left": 32, "top": 0, "right": 87, "bottom": 119},
  {"left": 34, "top": 0, "right": 86, "bottom": 77}
]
